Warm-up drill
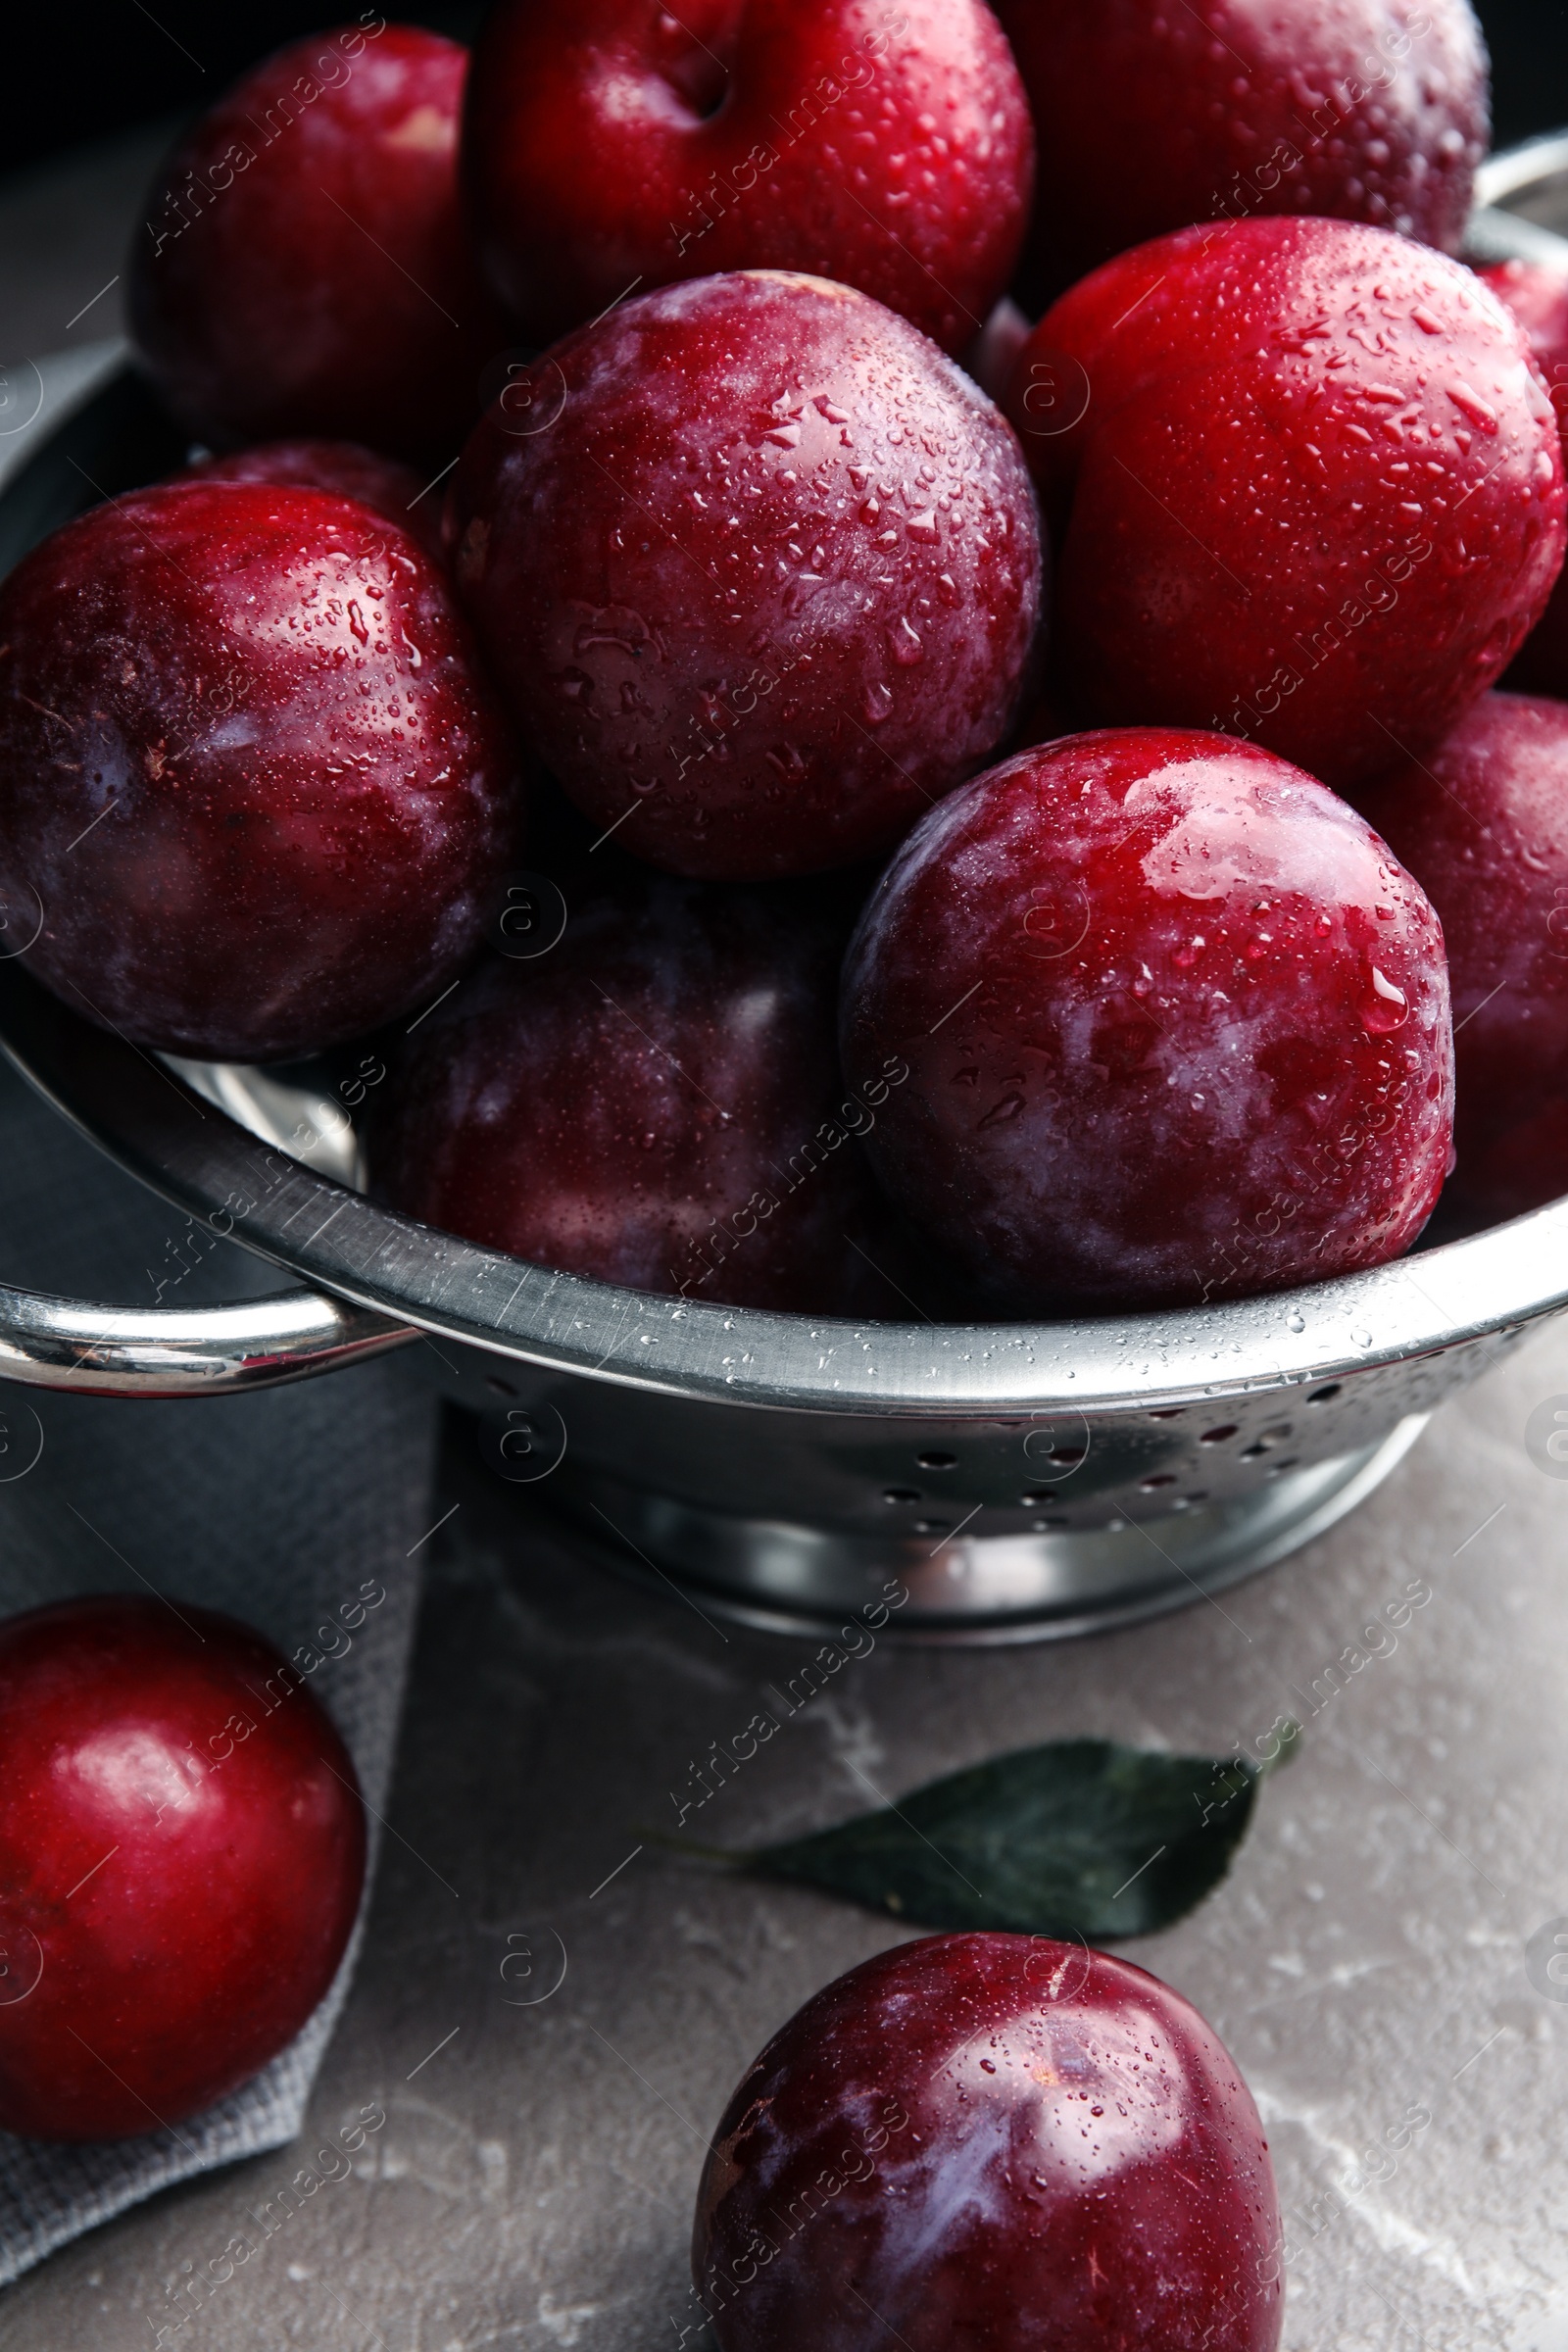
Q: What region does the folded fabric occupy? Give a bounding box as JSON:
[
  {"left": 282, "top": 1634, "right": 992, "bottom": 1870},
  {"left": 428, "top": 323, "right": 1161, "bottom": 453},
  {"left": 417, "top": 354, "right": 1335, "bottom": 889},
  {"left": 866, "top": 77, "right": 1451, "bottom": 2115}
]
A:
[{"left": 0, "top": 1054, "right": 434, "bottom": 2284}]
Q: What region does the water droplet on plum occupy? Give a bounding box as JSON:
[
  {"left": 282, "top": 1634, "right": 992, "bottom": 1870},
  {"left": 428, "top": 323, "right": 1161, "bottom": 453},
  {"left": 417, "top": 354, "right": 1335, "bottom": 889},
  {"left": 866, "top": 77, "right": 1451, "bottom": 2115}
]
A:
[{"left": 1363, "top": 964, "right": 1409, "bottom": 1032}]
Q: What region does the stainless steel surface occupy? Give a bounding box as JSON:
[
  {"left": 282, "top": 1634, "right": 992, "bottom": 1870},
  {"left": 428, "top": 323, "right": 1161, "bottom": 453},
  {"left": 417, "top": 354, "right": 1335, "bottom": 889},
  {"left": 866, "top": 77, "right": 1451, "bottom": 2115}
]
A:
[
  {"left": 0, "top": 1280, "right": 415, "bottom": 1396},
  {"left": 1, "top": 158, "right": 1565, "bottom": 1635},
  {"left": 528, "top": 1415, "right": 1431, "bottom": 1643}
]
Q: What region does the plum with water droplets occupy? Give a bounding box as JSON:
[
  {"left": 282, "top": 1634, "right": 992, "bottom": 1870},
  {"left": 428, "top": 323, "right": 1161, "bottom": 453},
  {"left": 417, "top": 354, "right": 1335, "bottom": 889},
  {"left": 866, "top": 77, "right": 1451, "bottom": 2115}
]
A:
[
  {"left": 450, "top": 270, "right": 1043, "bottom": 879},
  {"left": 0, "top": 480, "right": 520, "bottom": 1062},
  {"left": 174, "top": 438, "right": 448, "bottom": 564},
  {"left": 692, "top": 1931, "right": 1284, "bottom": 2351},
  {"left": 128, "top": 25, "right": 508, "bottom": 464},
  {"left": 995, "top": 0, "right": 1488, "bottom": 308},
  {"left": 1004, "top": 218, "right": 1564, "bottom": 794},
  {"left": 1479, "top": 257, "right": 1568, "bottom": 695},
  {"left": 1361, "top": 690, "right": 1568, "bottom": 1221},
  {"left": 840, "top": 727, "right": 1453, "bottom": 1311},
  {"left": 465, "top": 0, "right": 1034, "bottom": 354},
  {"left": 368, "top": 871, "right": 903, "bottom": 1312}
]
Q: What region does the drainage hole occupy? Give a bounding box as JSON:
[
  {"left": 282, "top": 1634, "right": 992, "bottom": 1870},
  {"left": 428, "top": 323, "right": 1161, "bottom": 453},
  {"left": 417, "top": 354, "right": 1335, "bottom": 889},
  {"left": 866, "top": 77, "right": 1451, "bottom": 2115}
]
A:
[
  {"left": 882, "top": 1487, "right": 920, "bottom": 1504},
  {"left": 917, "top": 1450, "right": 958, "bottom": 1470}
]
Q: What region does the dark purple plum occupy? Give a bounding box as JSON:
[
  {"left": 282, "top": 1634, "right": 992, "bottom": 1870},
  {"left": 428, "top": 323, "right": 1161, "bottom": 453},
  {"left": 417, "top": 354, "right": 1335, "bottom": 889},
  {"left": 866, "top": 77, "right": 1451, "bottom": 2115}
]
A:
[
  {"left": 694, "top": 1931, "right": 1284, "bottom": 2351},
  {"left": 841, "top": 728, "right": 1453, "bottom": 1311},
  {"left": 368, "top": 876, "right": 906, "bottom": 1313},
  {"left": 0, "top": 479, "right": 519, "bottom": 1061}
]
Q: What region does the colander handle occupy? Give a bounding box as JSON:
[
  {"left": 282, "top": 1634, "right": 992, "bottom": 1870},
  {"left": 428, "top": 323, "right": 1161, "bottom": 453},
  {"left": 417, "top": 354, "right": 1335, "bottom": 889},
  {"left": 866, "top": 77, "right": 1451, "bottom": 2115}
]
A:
[{"left": 0, "top": 1281, "right": 418, "bottom": 1398}]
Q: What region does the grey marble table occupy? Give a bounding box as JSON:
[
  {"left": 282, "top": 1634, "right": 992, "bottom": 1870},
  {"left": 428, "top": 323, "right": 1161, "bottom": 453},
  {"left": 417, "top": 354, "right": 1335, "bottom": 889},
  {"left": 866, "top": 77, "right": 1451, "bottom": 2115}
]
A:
[
  {"left": 3, "top": 120, "right": 1568, "bottom": 2352},
  {"left": 0, "top": 1339, "right": 1560, "bottom": 2352}
]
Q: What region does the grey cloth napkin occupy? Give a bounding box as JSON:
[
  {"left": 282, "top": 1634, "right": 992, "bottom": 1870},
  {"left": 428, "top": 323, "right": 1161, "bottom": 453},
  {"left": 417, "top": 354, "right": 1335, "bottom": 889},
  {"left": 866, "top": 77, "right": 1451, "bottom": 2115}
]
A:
[{"left": 0, "top": 1054, "right": 434, "bottom": 2284}]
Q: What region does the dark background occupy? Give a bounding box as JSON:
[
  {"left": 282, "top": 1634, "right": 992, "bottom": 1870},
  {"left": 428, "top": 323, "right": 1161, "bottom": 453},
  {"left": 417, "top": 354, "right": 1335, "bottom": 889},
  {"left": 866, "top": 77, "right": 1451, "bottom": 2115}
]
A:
[{"left": 0, "top": 0, "right": 1564, "bottom": 180}]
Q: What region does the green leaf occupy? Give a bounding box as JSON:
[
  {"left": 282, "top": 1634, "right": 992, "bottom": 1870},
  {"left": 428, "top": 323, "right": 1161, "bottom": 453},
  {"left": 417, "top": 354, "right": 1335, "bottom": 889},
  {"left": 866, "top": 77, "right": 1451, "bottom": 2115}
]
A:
[{"left": 728, "top": 1731, "right": 1296, "bottom": 1941}]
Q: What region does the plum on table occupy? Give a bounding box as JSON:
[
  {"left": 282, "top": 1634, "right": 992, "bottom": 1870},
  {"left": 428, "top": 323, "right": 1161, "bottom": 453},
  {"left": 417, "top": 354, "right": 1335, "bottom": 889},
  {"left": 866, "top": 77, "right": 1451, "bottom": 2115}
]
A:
[
  {"left": 693, "top": 1930, "right": 1283, "bottom": 2351},
  {"left": 0, "top": 1596, "right": 365, "bottom": 2142}
]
